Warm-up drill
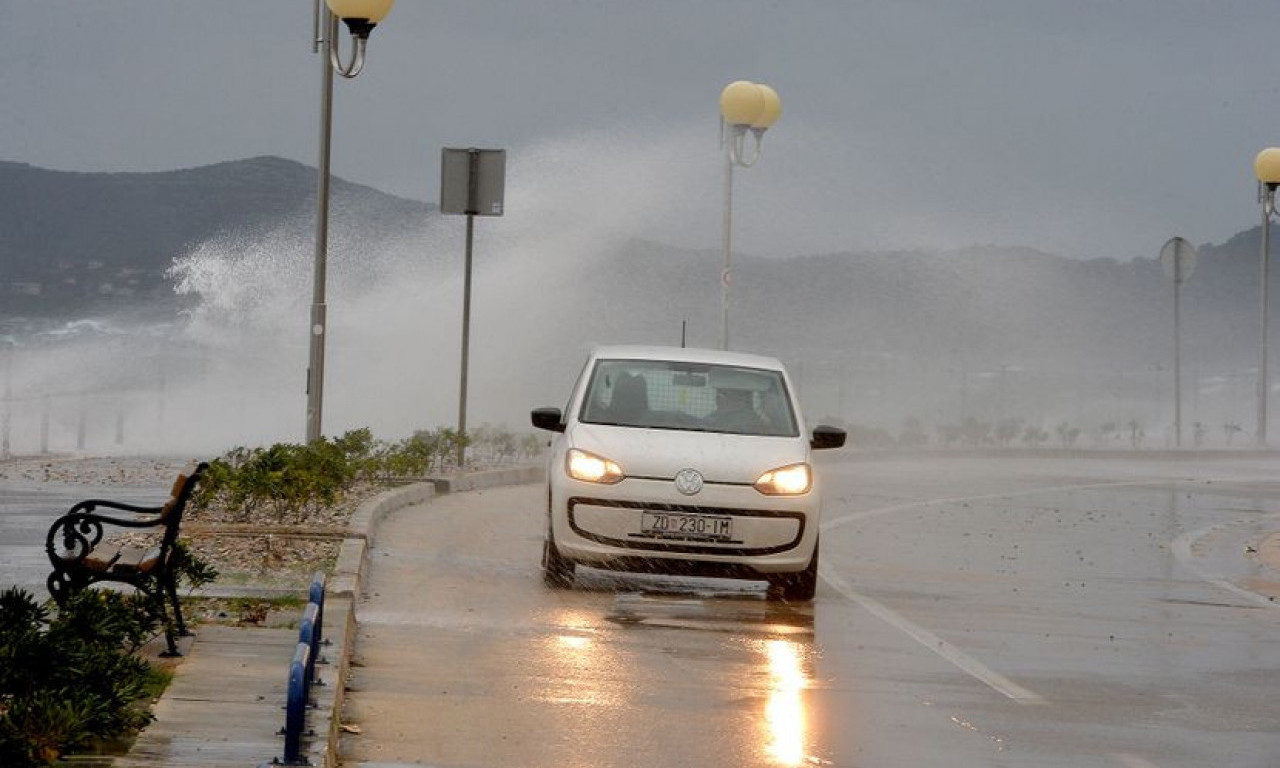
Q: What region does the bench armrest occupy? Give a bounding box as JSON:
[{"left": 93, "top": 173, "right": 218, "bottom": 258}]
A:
[
  {"left": 46, "top": 461, "right": 207, "bottom": 570},
  {"left": 67, "top": 499, "right": 168, "bottom": 518},
  {"left": 46, "top": 507, "right": 168, "bottom": 565}
]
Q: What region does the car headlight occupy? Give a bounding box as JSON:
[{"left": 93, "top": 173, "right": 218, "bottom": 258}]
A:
[
  {"left": 754, "top": 463, "right": 812, "bottom": 495},
  {"left": 566, "top": 448, "right": 625, "bottom": 484}
]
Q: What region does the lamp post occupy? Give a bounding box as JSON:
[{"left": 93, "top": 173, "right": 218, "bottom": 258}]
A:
[
  {"left": 306, "top": 0, "right": 394, "bottom": 444},
  {"left": 1160, "top": 237, "right": 1196, "bottom": 448},
  {"left": 1253, "top": 147, "right": 1280, "bottom": 448},
  {"left": 718, "top": 80, "right": 781, "bottom": 351}
]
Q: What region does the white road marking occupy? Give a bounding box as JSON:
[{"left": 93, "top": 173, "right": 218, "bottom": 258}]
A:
[
  {"left": 1170, "top": 520, "right": 1280, "bottom": 610},
  {"left": 818, "top": 474, "right": 1278, "bottom": 722},
  {"left": 816, "top": 478, "right": 1169, "bottom": 708},
  {"left": 821, "top": 480, "right": 1162, "bottom": 531},
  {"left": 819, "top": 562, "right": 1045, "bottom": 704}
]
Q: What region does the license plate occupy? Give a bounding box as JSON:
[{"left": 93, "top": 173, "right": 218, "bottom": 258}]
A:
[{"left": 641, "top": 511, "right": 733, "bottom": 541}]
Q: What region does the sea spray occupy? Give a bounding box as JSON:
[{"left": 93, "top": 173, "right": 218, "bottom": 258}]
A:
[{"left": 7, "top": 127, "right": 721, "bottom": 453}]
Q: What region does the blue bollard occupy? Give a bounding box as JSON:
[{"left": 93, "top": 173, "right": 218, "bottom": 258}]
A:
[
  {"left": 298, "top": 603, "right": 320, "bottom": 688},
  {"left": 308, "top": 570, "right": 326, "bottom": 606},
  {"left": 282, "top": 642, "right": 311, "bottom": 765},
  {"left": 308, "top": 571, "right": 326, "bottom": 648}
]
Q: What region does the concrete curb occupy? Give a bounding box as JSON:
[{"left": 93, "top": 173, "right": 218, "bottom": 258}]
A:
[
  {"left": 315, "top": 464, "right": 543, "bottom": 768},
  {"left": 430, "top": 465, "right": 544, "bottom": 494},
  {"left": 329, "top": 482, "right": 437, "bottom": 600}
]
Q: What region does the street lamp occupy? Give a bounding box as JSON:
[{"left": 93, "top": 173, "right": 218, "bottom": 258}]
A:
[
  {"left": 1160, "top": 236, "right": 1196, "bottom": 448},
  {"left": 306, "top": 0, "right": 394, "bottom": 443},
  {"left": 718, "top": 80, "right": 781, "bottom": 350},
  {"left": 1253, "top": 147, "right": 1280, "bottom": 448}
]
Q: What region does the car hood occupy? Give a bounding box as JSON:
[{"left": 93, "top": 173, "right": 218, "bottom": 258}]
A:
[{"left": 567, "top": 423, "right": 809, "bottom": 484}]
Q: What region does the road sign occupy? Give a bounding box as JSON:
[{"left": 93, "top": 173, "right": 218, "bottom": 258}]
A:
[
  {"left": 440, "top": 147, "right": 507, "bottom": 467},
  {"left": 440, "top": 148, "right": 505, "bottom": 216},
  {"left": 1160, "top": 236, "right": 1197, "bottom": 284}
]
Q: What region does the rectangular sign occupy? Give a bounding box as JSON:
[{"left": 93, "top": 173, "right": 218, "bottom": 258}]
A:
[
  {"left": 440, "top": 148, "right": 506, "bottom": 216},
  {"left": 640, "top": 511, "right": 734, "bottom": 541}
]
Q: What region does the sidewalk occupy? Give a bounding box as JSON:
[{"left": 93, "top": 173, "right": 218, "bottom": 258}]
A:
[
  {"left": 109, "top": 466, "right": 541, "bottom": 768},
  {"left": 114, "top": 601, "right": 348, "bottom": 768}
]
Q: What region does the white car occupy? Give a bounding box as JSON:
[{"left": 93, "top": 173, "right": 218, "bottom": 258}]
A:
[{"left": 531, "top": 345, "right": 846, "bottom": 600}]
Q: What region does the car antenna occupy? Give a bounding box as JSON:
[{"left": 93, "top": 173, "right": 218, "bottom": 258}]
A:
[{"left": 680, "top": 320, "right": 687, "bottom": 348}]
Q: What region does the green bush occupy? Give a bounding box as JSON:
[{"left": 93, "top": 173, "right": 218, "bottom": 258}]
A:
[
  {"left": 170, "top": 541, "right": 219, "bottom": 594},
  {"left": 192, "top": 425, "right": 540, "bottom": 523},
  {"left": 193, "top": 430, "right": 373, "bottom": 524},
  {"left": 0, "top": 587, "right": 161, "bottom": 767}
]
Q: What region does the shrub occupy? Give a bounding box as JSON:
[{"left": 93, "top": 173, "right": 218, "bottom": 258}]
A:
[
  {"left": 520, "top": 433, "right": 546, "bottom": 460},
  {"left": 192, "top": 424, "right": 538, "bottom": 523},
  {"left": 192, "top": 430, "right": 374, "bottom": 524},
  {"left": 170, "top": 541, "right": 219, "bottom": 593},
  {"left": 0, "top": 587, "right": 161, "bottom": 767}
]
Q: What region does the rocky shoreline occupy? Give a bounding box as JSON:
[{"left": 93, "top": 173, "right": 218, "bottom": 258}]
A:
[{"left": 0, "top": 454, "right": 192, "bottom": 487}]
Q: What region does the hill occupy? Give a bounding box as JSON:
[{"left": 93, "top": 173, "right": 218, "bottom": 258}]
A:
[
  {"left": 0, "top": 156, "right": 433, "bottom": 316},
  {"left": 0, "top": 156, "right": 1272, "bottom": 440}
]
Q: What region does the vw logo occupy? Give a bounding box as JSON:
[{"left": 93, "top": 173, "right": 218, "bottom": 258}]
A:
[{"left": 674, "top": 468, "right": 704, "bottom": 496}]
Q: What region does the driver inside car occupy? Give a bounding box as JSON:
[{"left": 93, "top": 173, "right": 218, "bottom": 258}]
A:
[{"left": 709, "top": 387, "right": 763, "bottom": 433}]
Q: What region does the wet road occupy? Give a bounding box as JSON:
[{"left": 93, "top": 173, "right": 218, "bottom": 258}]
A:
[
  {"left": 343, "top": 453, "right": 1280, "bottom": 767},
  {"left": 0, "top": 481, "right": 163, "bottom": 596}
]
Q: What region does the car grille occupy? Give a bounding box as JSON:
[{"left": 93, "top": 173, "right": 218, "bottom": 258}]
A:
[{"left": 566, "top": 496, "right": 805, "bottom": 556}]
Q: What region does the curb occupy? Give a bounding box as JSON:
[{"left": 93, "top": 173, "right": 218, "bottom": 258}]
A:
[{"left": 314, "top": 464, "right": 543, "bottom": 768}]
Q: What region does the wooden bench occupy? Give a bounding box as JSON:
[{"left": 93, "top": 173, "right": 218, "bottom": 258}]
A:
[{"left": 45, "top": 461, "right": 208, "bottom": 656}]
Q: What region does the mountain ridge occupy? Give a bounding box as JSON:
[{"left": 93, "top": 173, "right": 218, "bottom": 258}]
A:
[
  {"left": 0, "top": 154, "right": 1270, "bottom": 378},
  {"left": 0, "top": 155, "right": 434, "bottom": 315}
]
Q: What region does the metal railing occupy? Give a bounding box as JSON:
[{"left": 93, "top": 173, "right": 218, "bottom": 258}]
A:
[{"left": 262, "top": 571, "right": 328, "bottom": 767}]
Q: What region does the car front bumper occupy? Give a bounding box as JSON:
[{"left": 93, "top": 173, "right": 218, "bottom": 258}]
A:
[{"left": 551, "top": 476, "right": 819, "bottom": 574}]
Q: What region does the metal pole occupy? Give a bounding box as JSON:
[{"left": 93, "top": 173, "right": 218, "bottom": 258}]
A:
[
  {"left": 156, "top": 353, "right": 166, "bottom": 430},
  {"left": 456, "top": 149, "right": 483, "bottom": 469},
  {"left": 998, "top": 364, "right": 1008, "bottom": 423},
  {"left": 720, "top": 144, "right": 734, "bottom": 350},
  {"left": 2, "top": 345, "right": 11, "bottom": 459},
  {"left": 1174, "top": 259, "right": 1182, "bottom": 448},
  {"left": 40, "top": 394, "right": 49, "bottom": 454},
  {"left": 307, "top": 8, "right": 336, "bottom": 444},
  {"left": 1260, "top": 202, "right": 1270, "bottom": 448},
  {"left": 457, "top": 213, "right": 474, "bottom": 468},
  {"left": 1192, "top": 365, "right": 1201, "bottom": 434},
  {"left": 76, "top": 398, "right": 86, "bottom": 451}
]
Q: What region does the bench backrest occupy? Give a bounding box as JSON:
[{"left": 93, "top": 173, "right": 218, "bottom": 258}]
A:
[{"left": 157, "top": 461, "right": 209, "bottom": 554}]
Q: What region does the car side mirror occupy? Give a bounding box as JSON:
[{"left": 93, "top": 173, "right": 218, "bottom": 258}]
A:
[
  {"left": 810, "top": 425, "right": 846, "bottom": 450},
  {"left": 531, "top": 407, "right": 566, "bottom": 433}
]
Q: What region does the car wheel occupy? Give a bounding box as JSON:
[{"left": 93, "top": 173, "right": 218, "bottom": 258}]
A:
[
  {"left": 542, "top": 530, "right": 576, "bottom": 589},
  {"left": 767, "top": 539, "right": 819, "bottom": 602}
]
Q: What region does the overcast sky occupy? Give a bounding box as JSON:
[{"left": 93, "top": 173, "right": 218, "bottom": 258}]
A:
[{"left": 5, "top": 0, "right": 1280, "bottom": 260}]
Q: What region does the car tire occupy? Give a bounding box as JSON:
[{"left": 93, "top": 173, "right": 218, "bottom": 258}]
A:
[
  {"left": 542, "top": 531, "right": 576, "bottom": 589},
  {"left": 767, "top": 539, "right": 819, "bottom": 602}
]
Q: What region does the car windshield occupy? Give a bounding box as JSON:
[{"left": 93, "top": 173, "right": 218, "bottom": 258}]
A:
[{"left": 578, "top": 358, "right": 798, "bottom": 437}]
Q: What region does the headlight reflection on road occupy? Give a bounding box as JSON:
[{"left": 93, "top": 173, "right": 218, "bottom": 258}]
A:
[
  {"left": 764, "top": 639, "right": 808, "bottom": 766},
  {"left": 556, "top": 634, "right": 591, "bottom": 651},
  {"left": 535, "top": 611, "right": 619, "bottom": 708}
]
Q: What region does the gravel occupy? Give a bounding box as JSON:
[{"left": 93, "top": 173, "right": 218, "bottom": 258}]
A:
[{"left": 5, "top": 454, "right": 383, "bottom": 590}]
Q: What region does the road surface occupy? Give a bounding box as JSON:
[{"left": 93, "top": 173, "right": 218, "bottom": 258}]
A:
[
  {"left": 341, "top": 452, "right": 1280, "bottom": 767},
  {"left": 0, "top": 479, "right": 163, "bottom": 596}
]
